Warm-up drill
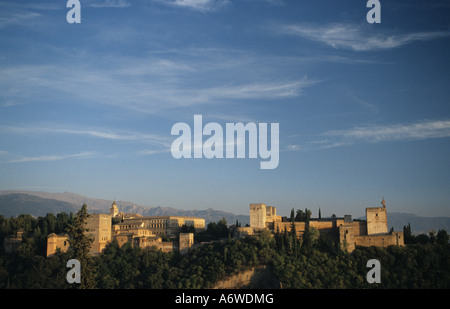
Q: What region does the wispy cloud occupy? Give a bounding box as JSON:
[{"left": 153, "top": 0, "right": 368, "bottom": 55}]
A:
[
  {"left": 263, "top": 0, "right": 284, "bottom": 6},
  {"left": 87, "top": 0, "right": 131, "bottom": 8},
  {"left": 0, "top": 11, "right": 41, "bottom": 29},
  {"left": 344, "top": 88, "right": 379, "bottom": 114},
  {"left": 202, "top": 112, "right": 258, "bottom": 124},
  {"left": 139, "top": 149, "right": 171, "bottom": 156},
  {"left": 327, "top": 120, "right": 450, "bottom": 142},
  {"left": 278, "top": 23, "right": 450, "bottom": 51},
  {"left": 199, "top": 78, "right": 318, "bottom": 100},
  {"left": 160, "top": 0, "right": 229, "bottom": 12},
  {"left": 6, "top": 151, "right": 97, "bottom": 164},
  {"left": 1, "top": 100, "right": 24, "bottom": 108},
  {"left": 54, "top": 128, "right": 168, "bottom": 144},
  {"left": 0, "top": 124, "right": 171, "bottom": 147},
  {"left": 295, "top": 120, "right": 450, "bottom": 151},
  {"left": 0, "top": 1, "right": 61, "bottom": 11},
  {"left": 0, "top": 122, "right": 174, "bottom": 161},
  {"left": 0, "top": 58, "right": 316, "bottom": 114}
]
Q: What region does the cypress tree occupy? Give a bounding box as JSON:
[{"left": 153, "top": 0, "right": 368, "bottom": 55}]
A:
[{"left": 66, "top": 204, "right": 96, "bottom": 289}]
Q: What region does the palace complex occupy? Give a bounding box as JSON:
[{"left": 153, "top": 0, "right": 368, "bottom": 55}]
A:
[
  {"left": 46, "top": 201, "right": 205, "bottom": 256},
  {"left": 45, "top": 199, "right": 403, "bottom": 257}
]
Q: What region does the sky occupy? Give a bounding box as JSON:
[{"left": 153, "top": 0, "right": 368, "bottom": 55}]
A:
[{"left": 0, "top": 0, "right": 449, "bottom": 218}]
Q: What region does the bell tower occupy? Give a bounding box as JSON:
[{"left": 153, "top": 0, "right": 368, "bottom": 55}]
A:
[{"left": 110, "top": 201, "right": 119, "bottom": 217}]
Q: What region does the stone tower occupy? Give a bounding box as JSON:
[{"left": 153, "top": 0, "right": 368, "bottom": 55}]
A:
[
  {"left": 366, "top": 204, "right": 388, "bottom": 235},
  {"left": 179, "top": 233, "right": 194, "bottom": 255},
  {"left": 250, "top": 203, "right": 267, "bottom": 229},
  {"left": 85, "top": 213, "right": 112, "bottom": 255},
  {"left": 110, "top": 201, "right": 119, "bottom": 217}
]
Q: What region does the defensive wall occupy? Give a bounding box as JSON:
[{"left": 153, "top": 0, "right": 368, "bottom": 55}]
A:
[{"left": 246, "top": 202, "right": 404, "bottom": 252}]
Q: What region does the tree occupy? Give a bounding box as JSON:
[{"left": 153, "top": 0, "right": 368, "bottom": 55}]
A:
[
  {"left": 66, "top": 204, "right": 95, "bottom": 289},
  {"left": 305, "top": 208, "right": 312, "bottom": 222},
  {"left": 295, "top": 209, "right": 305, "bottom": 222},
  {"left": 196, "top": 218, "right": 229, "bottom": 241},
  {"left": 180, "top": 224, "right": 196, "bottom": 234},
  {"left": 302, "top": 226, "right": 319, "bottom": 250},
  {"left": 403, "top": 223, "right": 415, "bottom": 244},
  {"left": 429, "top": 230, "right": 436, "bottom": 244},
  {"left": 416, "top": 234, "right": 430, "bottom": 245},
  {"left": 436, "top": 230, "right": 449, "bottom": 246}
]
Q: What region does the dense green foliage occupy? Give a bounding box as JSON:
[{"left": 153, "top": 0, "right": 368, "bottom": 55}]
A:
[
  {"left": 0, "top": 211, "right": 449, "bottom": 289},
  {"left": 0, "top": 212, "right": 73, "bottom": 256},
  {"left": 66, "top": 204, "right": 96, "bottom": 288},
  {"left": 271, "top": 234, "right": 450, "bottom": 288}
]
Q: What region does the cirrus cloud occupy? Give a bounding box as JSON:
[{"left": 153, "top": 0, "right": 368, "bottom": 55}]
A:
[
  {"left": 5, "top": 151, "right": 98, "bottom": 164},
  {"left": 279, "top": 23, "right": 450, "bottom": 51},
  {"left": 296, "top": 119, "right": 450, "bottom": 151}
]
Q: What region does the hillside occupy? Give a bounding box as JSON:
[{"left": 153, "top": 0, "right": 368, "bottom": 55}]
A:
[
  {"left": 0, "top": 193, "right": 80, "bottom": 218},
  {"left": 212, "top": 266, "right": 281, "bottom": 289}
]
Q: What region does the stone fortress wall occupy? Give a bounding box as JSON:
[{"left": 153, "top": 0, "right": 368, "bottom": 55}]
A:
[{"left": 245, "top": 201, "right": 404, "bottom": 252}]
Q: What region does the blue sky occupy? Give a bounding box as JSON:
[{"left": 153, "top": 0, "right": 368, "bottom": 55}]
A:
[{"left": 0, "top": 0, "right": 449, "bottom": 218}]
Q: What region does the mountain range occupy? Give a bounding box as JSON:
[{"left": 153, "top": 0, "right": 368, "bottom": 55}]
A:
[
  {"left": 0, "top": 190, "right": 249, "bottom": 226},
  {"left": 0, "top": 190, "right": 448, "bottom": 235}
]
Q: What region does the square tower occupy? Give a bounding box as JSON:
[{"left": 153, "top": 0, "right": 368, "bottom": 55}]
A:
[
  {"left": 366, "top": 207, "right": 388, "bottom": 235},
  {"left": 86, "top": 213, "right": 112, "bottom": 254},
  {"left": 179, "top": 233, "right": 194, "bottom": 254},
  {"left": 250, "top": 203, "right": 267, "bottom": 229}
]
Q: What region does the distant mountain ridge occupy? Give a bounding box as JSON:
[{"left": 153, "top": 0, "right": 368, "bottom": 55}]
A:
[
  {"left": 0, "top": 190, "right": 448, "bottom": 234},
  {"left": 385, "top": 212, "right": 450, "bottom": 235},
  {"left": 0, "top": 193, "right": 80, "bottom": 218},
  {"left": 0, "top": 190, "right": 249, "bottom": 225}
]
